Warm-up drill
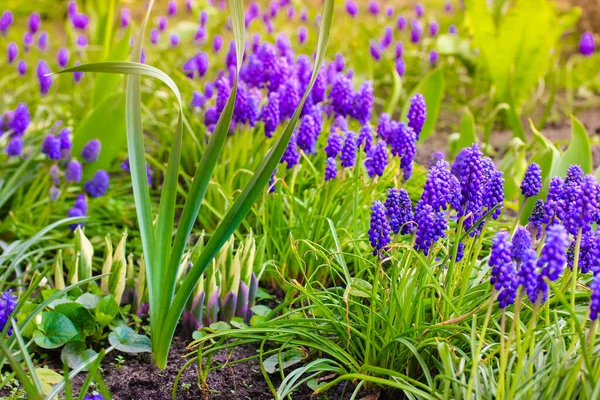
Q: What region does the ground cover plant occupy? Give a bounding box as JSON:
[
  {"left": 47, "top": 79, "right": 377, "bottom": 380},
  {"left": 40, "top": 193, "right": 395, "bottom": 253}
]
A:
[{"left": 2, "top": 0, "right": 600, "bottom": 399}]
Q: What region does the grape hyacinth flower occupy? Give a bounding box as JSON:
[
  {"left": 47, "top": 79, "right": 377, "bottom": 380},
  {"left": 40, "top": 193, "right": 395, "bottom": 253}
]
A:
[
  {"left": 429, "top": 51, "right": 438, "bottom": 66},
  {"left": 0, "top": 11, "right": 13, "bottom": 35},
  {"left": 369, "top": 40, "right": 382, "bottom": 61},
  {"left": 330, "top": 74, "right": 354, "bottom": 117},
  {"left": 385, "top": 188, "right": 413, "bottom": 235},
  {"left": 296, "top": 114, "right": 318, "bottom": 154},
  {"left": 518, "top": 248, "right": 539, "bottom": 303},
  {"left": 325, "top": 132, "right": 343, "bottom": 158},
  {"left": 65, "top": 160, "right": 82, "bottom": 182},
  {"left": 325, "top": 157, "right": 337, "bottom": 181},
  {"left": 407, "top": 94, "right": 426, "bottom": 140},
  {"left": 49, "top": 165, "right": 60, "bottom": 185},
  {"left": 168, "top": 0, "right": 177, "bottom": 16},
  {"left": 38, "top": 32, "right": 48, "bottom": 51},
  {"left": 84, "top": 170, "right": 109, "bottom": 198},
  {"left": 41, "top": 134, "right": 61, "bottom": 160},
  {"left": 521, "top": 163, "right": 542, "bottom": 198},
  {"left": 50, "top": 186, "right": 61, "bottom": 201},
  {"left": 8, "top": 103, "right": 30, "bottom": 135},
  {"left": 590, "top": 273, "right": 600, "bottom": 320},
  {"left": 528, "top": 199, "right": 545, "bottom": 240},
  {"left": 395, "top": 58, "right": 405, "bottom": 76},
  {"left": 414, "top": 200, "right": 445, "bottom": 255},
  {"left": 580, "top": 32, "right": 595, "bottom": 57},
  {"left": 351, "top": 81, "right": 373, "bottom": 124},
  {"left": 57, "top": 48, "right": 69, "bottom": 68},
  {"left": 365, "top": 140, "right": 388, "bottom": 178},
  {"left": 81, "top": 139, "right": 101, "bottom": 163},
  {"left": 58, "top": 128, "right": 72, "bottom": 152},
  {"left": 429, "top": 21, "right": 439, "bottom": 37},
  {"left": 29, "top": 13, "right": 40, "bottom": 34},
  {"left": 298, "top": 27, "right": 307, "bottom": 44},
  {"left": 455, "top": 144, "right": 484, "bottom": 231},
  {"left": 565, "top": 174, "right": 598, "bottom": 235},
  {"left": 158, "top": 16, "right": 167, "bottom": 32},
  {"left": 121, "top": 9, "right": 131, "bottom": 28},
  {"left": 260, "top": 92, "right": 280, "bottom": 138},
  {"left": 397, "top": 16, "right": 407, "bottom": 30},
  {"left": 150, "top": 29, "right": 159, "bottom": 44},
  {"left": 377, "top": 113, "right": 393, "bottom": 142},
  {"left": 74, "top": 194, "right": 88, "bottom": 215},
  {"left": 512, "top": 227, "right": 532, "bottom": 263},
  {"left": 543, "top": 176, "right": 565, "bottom": 225},
  {"left": 381, "top": 26, "right": 393, "bottom": 49},
  {"left": 368, "top": 1, "right": 380, "bottom": 15},
  {"left": 535, "top": 224, "right": 569, "bottom": 303},
  {"left": 482, "top": 158, "right": 504, "bottom": 219},
  {"left": 0, "top": 290, "right": 17, "bottom": 336},
  {"left": 73, "top": 62, "right": 83, "bottom": 83},
  {"left": 340, "top": 131, "right": 357, "bottom": 168},
  {"left": 490, "top": 231, "right": 517, "bottom": 308},
  {"left": 567, "top": 231, "right": 595, "bottom": 274},
  {"left": 170, "top": 34, "right": 180, "bottom": 47},
  {"left": 281, "top": 134, "right": 300, "bottom": 168},
  {"left": 76, "top": 35, "right": 87, "bottom": 48},
  {"left": 6, "top": 137, "right": 23, "bottom": 157},
  {"left": 7, "top": 42, "right": 17, "bottom": 64},
  {"left": 358, "top": 124, "right": 373, "bottom": 152},
  {"left": 449, "top": 25, "right": 457, "bottom": 34},
  {"left": 415, "top": 4, "right": 424, "bottom": 18},
  {"left": 37, "top": 60, "right": 52, "bottom": 95},
  {"left": 346, "top": 1, "right": 358, "bottom": 17},
  {"left": 369, "top": 201, "right": 390, "bottom": 256},
  {"left": 390, "top": 122, "right": 416, "bottom": 181},
  {"left": 17, "top": 60, "right": 27, "bottom": 76}
]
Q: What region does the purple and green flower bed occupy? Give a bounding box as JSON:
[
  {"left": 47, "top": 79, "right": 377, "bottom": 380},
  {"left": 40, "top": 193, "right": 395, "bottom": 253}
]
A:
[{"left": 1, "top": 0, "right": 600, "bottom": 399}]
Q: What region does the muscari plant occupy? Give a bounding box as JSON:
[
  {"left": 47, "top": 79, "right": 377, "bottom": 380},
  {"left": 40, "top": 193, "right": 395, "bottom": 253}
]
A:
[
  {"left": 55, "top": 0, "right": 334, "bottom": 369},
  {"left": 187, "top": 144, "right": 600, "bottom": 398}
]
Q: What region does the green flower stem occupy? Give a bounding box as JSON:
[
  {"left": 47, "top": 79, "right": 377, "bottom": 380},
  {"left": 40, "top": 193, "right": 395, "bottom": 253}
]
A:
[
  {"left": 444, "top": 216, "right": 464, "bottom": 316},
  {"left": 497, "top": 309, "right": 507, "bottom": 400},
  {"left": 465, "top": 289, "right": 496, "bottom": 399},
  {"left": 458, "top": 217, "right": 488, "bottom": 309}
]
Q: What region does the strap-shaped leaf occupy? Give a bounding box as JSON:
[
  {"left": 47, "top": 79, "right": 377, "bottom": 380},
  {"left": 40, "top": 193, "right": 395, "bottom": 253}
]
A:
[{"left": 157, "top": 0, "right": 335, "bottom": 361}]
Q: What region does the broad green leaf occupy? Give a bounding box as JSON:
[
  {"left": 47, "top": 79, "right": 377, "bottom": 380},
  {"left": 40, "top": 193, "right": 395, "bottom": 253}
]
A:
[
  {"left": 251, "top": 304, "right": 271, "bottom": 317},
  {"left": 551, "top": 115, "right": 592, "bottom": 177},
  {"left": 33, "top": 312, "right": 78, "bottom": 349},
  {"left": 93, "top": 26, "right": 131, "bottom": 106},
  {"left": 76, "top": 293, "right": 101, "bottom": 309},
  {"left": 60, "top": 342, "right": 98, "bottom": 371},
  {"left": 72, "top": 93, "right": 126, "bottom": 173},
  {"left": 263, "top": 349, "right": 304, "bottom": 374},
  {"left": 108, "top": 326, "right": 152, "bottom": 353},
  {"left": 96, "top": 295, "right": 119, "bottom": 327},
  {"left": 54, "top": 302, "right": 96, "bottom": 339},
  {"left": 209, "top": 321, "right": 231, "bottom": 331},
  {"left": 401, "top": 68, "right": 445, "bottom": 142}
]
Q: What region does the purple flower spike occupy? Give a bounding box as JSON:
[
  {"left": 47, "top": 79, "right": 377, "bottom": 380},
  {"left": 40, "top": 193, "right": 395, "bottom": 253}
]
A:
[
  {"left": 397, "top": 16, "right": 406, "bottom": 30},
  {"left": 261, "top": 92, "right": 280, "bottom": 138},
  {"left": 57, "top": 48, "right": 69, "bottom": 68},
  {"left": 590, "top": 273, "right": 600, "bottom": 320},
  {"left": 158, "top": 16, "right": 167, "bottom": 32},
  {"left": 414, "top": 200, "right": 445, "bottom": 255},
  {"left": 168, "top": 0, "right": 177, "bottom": 16},
  {"left": 381, "top": 26, "right": 393, "bottom": 49},
  {"left": 365, "top": 140, "right": 388, "bottom": 178},
  {"left": 368, "top": 1, "right": 380, "bottom": 15},
  {"left": 0, "top": 290, "right": 18, "bottom": 336},
  {"left": 385, "top": 188, "right": 414, "bottom": 235},
  {"left": 120, "top": 9, "right": 131, "bottom": 28},
  {"left": 0, "top": 11, "right": 13, "bottom": 35},
  {"left": 429, "top": 50, "right": 438, "bottom": 66},
  {"left": 445, "top": 2, "right": 453, "bottom": 13},
  {"left": 482, "top": 158, "right": 504, "bottom": 219},
  {"left": 65, "top": 160, "right": 82, "bottom": 182},
  {"left": 369, "top": 201, "right": 391, "bottom": 256},
  {"left": 17, "top": 60, "right": 27, "bottom": 76},
  {"left": 325, "top": 157, "right": 337, "bottom": 181},
  {"left": 580, "top": 32, "right": 595, "bottom": 57},
  {"left": 395, "top": 42, "right": 403, "bottom": 59},
  {"left": 84, "top": 170, "right": 110, "bottom": 198},
  {"left": 28, "top": 13, "right": 41, "bottom": 34},
  {"left": 73, "top": 61, "right": 83, "bottom": 83},
  {"left": 358, "top": 124, "right": 373, "bottom": 152},
  {"left": 23, "top": 32, "right": 33, "bottom": 51},
  {"left": 449, "top": 25, "right": 457, "bottom": 35},
  {"left": 346, "top": 1, "right": 358, "bottom": 17},
  {"left": 170, "top": 34, "right": 180, "bottom": 47},
  {"left": 298, "top": 27, "right": 307, "bottom": 44},
  {"left": 213, "top": 35, "right": 223, "bottom": 52},
  {"left": 490, "top": 231, "right": 518, "bottom": 308},
  {"left": 369, "top": 40, "right": 382, "bottom": 61},
  {"left": 534, "top": 224, "right": 569, "bottom": 303},
  {"left": 521, "top": 163, "right": 542, "bottom": 198},
  {"left": 407, "top": 93, "right": 426, "bottom": 139},
  {"left": 395, "top": 58, "right": 406, "bottom": 76},
  {"left": 38, "top": 30, "right": 49, "bottom": 49},
  {"left": 340, "top": 131, "right": 357, "bottom": 168},
  {"left": 200, "top": 10, "right": 208, "bottom": 26},
  {"left": 67, "top": 206, "right": 85, "bottom": 231},
  {"left": 49, "top": 165, "right": 60, "bottom": 185},
  {"left": 76, "top": 35, "right": 87, "bottom": 48},
  {"left": 414, "top": 4, "right": 424, "bottom": 18},
  {"left": 281, "top": 134, "right": 300, "bottom": 168},
  {"left": 37, "top": 60, "right": 53, "bottom": 95},
  {"left": 352, "top": 81, "right": 373, "bottom": 124},
  {"left": 7, "top": 42, "right": 17, "bottom": 64},
  {"left": 297, "top": 114, "right": 318, "bottom": 154},
  {"left": 325, "top": 132, "right": 343, "bottom": 158},
  {"left": 8, "top": 103, "right": 30, "bottom": 135},
  {"left": 150, "top": 29, "right": 159, "bottom": 44},
  {"left": 74, "top": 194, "right": 87, "bottom": 214},
  {"left": 42, "top": 135, "right": 61, "bottom": 160},
  {"left": 455, "top": 144, "right": 485, "bottom": 231},
  {"left": 81, "top": 139, "right": 101, "bottom": 163},
  {"left": 429, "top": 22, "right": 439, "bottom": 37},
  {"left": 330, "top": 74, "right": 354, "bottom": 116},
  {"left": 6, "top": 137, "right": 23, "bottom": 157}
]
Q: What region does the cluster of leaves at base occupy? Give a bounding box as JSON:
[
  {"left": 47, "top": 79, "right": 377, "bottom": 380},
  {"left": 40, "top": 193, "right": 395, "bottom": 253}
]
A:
[{"left": 17, "top": 286, "right": 150, "bottom": 371}]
